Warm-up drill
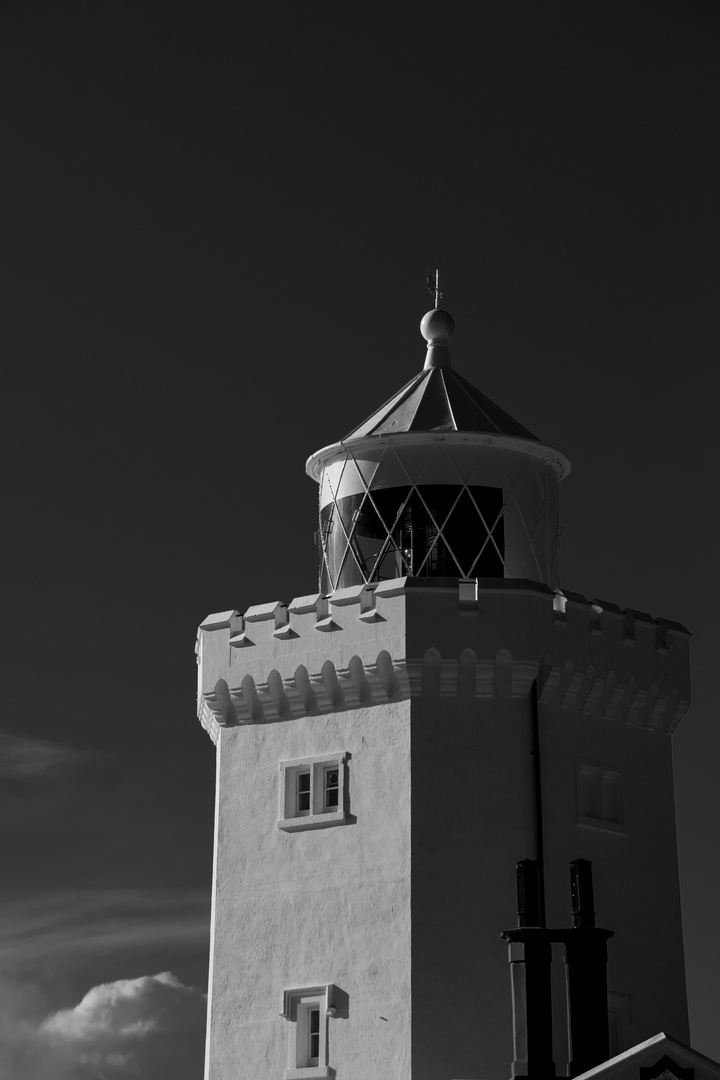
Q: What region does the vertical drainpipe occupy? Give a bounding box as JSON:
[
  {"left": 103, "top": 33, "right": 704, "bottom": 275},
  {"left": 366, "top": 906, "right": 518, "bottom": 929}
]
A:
[
  {"left": 530, "top": 679, "right": 546, "bottom": 928},
  {"left": 500, "top": 680, "right": 555, "bottom": 1080}
]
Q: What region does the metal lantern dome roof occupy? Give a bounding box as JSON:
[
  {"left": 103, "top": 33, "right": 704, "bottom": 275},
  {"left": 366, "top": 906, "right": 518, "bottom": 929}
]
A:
[
  {"left": 306, "top": 304, "right": 571, "bottom": 482},
  {"left": 345, "top": 307, "right": 539, "bottom": 442}
]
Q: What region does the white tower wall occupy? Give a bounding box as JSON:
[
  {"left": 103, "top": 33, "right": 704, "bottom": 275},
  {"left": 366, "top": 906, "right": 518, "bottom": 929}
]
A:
[
  {"left": 197, "top": 580, "right": 691, "bottom": 1080},
  {"left": 207, "top": 701, "right": 413, "bottom": 1080},
  {"left": 541, "top": 704, "right": 689, "bottom": 1056}
]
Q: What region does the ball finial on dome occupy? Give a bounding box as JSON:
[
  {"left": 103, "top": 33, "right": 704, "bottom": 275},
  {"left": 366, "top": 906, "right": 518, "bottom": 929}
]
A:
[
  {"left": 420, "top": 308, "right": 454, "bottom": 369},
  {"left": 422, "top": 269, "right": 454, "bottom": 368},
  {"left": 420, "top": 308, "right": 455, "bottom": 344}
]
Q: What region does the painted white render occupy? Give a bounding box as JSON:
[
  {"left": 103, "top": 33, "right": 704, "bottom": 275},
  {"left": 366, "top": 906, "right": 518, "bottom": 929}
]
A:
[
  {"left": 197, "top": 580, "right": 690, "bottom": 1080},
  {"left": 209, "top": 700, "right": 412, "bottom": 1080}
]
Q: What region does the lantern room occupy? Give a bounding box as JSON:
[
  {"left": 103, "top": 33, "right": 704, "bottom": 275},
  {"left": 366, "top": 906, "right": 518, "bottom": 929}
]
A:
[{"left": 306, "top": 306, "right": 571, "bottom": 593}]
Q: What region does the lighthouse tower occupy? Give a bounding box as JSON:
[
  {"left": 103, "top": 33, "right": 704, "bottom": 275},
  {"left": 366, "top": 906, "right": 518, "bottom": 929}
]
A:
[{"left": 197, "top": 299, "right": 693, "bottom": 1080}]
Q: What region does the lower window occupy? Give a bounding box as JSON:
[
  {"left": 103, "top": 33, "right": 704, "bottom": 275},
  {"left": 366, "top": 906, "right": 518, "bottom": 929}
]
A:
[
  {"left": 298, "top": 1001, "right": 321, "bottom": 1068},
  {"left": 282, "top": 985, "right": 337, "bottom": 1080}
]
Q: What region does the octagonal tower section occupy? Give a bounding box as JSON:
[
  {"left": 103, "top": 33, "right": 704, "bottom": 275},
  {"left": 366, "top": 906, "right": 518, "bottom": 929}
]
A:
[{"left": 306, "top": 307, "right": 571, "bottom": 594}]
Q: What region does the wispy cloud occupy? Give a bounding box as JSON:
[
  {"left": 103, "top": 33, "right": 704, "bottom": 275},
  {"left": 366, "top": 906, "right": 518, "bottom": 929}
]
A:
[
  {"left": 0, "top": 971, "right": 206, "bottom": 1079},
  {"left": 0, "top": 731, "right": 98, "bottom": 781},
  {"left": 0, "top": 889, "right": 210, "bottom": 975},
  {"left": 0, "top": 730, "right": 107, "bottom": 839}
]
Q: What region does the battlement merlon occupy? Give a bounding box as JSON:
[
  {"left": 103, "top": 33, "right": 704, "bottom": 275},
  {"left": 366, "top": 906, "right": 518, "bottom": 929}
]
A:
[{"left": 195, "top": 578, "right": 691, "bottom": 744}]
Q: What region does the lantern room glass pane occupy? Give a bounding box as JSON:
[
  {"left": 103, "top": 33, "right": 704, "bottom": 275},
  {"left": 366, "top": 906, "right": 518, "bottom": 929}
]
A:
[{"left": 320, "top": 484, "right": 504, "bottom": 591}]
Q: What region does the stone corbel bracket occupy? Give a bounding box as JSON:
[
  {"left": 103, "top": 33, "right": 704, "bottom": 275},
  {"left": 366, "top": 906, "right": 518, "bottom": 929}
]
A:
[
  {"left": 197, "top": 649, "right": 541, "bottom": 743},
  {"left": 196, "top": 580, "right": 691, "bottom": 743}
]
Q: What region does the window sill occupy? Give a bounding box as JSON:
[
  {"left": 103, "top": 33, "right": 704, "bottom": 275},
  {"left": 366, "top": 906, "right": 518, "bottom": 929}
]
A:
[
  {"left": 576, "top": 815, "right": 628, "bottom": 835},
  {"left": 286, "top": 1068, "right": 335, "bottom": 1080},
  {"left": 278, "top": 811, "right": 347, "bottom": 832}
]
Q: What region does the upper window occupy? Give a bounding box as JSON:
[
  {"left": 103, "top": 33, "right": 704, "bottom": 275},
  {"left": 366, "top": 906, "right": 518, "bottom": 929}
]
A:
[
  {"left": 278, "top": 754, "right": 348, "bottom": 832},
  {"left": 576, "top": 759, "right": 625, "bottom": 832}
]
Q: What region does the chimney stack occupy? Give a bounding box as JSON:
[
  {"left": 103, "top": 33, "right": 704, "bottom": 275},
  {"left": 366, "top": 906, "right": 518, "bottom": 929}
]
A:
[
  {"left": 503, "top": 860, "right": 613, "bottom": 1080},
  {"left": 565, "top": 861, "right": 612, "bottom": 1077}
]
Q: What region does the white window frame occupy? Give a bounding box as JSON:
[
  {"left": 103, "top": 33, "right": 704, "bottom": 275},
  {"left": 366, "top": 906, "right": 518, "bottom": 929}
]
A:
[
  {"left": 298, "top": 1001, "right": 321, "bottom": 1069},
  {"left": 575, "top": 757, "right": 627, "bottom": 833},
  {"left": 278, "top": 754, "right": 348, "bottom": 832},
  {"left": 281, "top": 984, "right": 338, "bottom": 1080}
]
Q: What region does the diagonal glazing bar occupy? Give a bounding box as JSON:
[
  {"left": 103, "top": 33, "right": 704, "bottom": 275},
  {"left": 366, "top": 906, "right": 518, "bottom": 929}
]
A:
[
  {"left": 325, "top": 460, "right": 372, "bottom": 584},
  {"left": 317, "top": 481, "right": 338, "bottom": 590},
  {"left": 411, "top": 483, "right": 468, "bottom": 577},
  {"left": 319, "top": 518, "right": 335, "bottom": 590},
  {"left": 347, "top": 448, "right": 414, "bottom": 577},
  {"left": 489, "top": 448, "right": 543, "bottom": 580},
  {"left": 465, "top": 489, "right": 506, "bottom": 569},
  {"left": 466, "top": 514, "right": 505, "bottom": 577},
  {"left": 342, "top": 451, "right": 410, "bottom": 578},
  {"left": 347, "top": 449, "right": 409, "bottom": 547},
  {"left": 367, "top": 491, "right": 415, "bottom": 579},
  {"left": 387, "top": 446, "right": 471, "bottom": 576}
]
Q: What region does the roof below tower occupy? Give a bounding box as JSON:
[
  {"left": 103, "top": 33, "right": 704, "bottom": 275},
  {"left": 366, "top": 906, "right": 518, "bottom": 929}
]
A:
[
  {"left": 573, "top": 1032, "right": 720, "bottom": 1080},
  {"left": 344, "top": 364, "right": 539, "bottom": 441}
]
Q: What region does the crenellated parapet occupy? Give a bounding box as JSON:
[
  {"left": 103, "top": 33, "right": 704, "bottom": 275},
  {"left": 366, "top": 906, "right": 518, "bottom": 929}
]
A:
[{"left": 196, "top": 578, "right": 691, "bottom": 743}]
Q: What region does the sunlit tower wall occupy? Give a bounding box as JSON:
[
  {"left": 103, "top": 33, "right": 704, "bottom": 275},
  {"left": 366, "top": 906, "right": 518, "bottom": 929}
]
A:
[{"left": 197, "top": 305, "right": 691, "bottom": 1080}]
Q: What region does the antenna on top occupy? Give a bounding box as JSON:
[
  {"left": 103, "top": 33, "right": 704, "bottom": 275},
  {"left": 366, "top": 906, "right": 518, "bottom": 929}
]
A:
[{"left": 426, "top": 268, "right": 442, "bottom": 309}]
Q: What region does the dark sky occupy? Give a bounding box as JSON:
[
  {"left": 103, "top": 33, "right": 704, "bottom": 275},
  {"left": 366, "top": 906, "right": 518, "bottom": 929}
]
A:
[{"left": 2, "top": 1, "right": 719, "bottom": 1075}]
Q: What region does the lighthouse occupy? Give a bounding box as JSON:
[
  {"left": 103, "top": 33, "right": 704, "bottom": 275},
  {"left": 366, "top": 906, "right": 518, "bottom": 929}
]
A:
[{"left": 197, "top": 294, "right": 696, "bottom": 1080}]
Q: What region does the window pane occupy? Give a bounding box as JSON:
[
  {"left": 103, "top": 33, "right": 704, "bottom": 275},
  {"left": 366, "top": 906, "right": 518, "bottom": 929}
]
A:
[
  {"left": 325, "top": 768, "right": 339, "bottom": 808},
  {"left": 578, "top": 763, "right": 602, "bottom": 819},
  {"left": 602, "top": 769, "right": 623, "bottom": 824},
  {"left": 309, "top": 1008, "right": 320, "bottom": 1062},
  {"left": 297, "top": 772, "right": 311, "bottom": 814}
]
